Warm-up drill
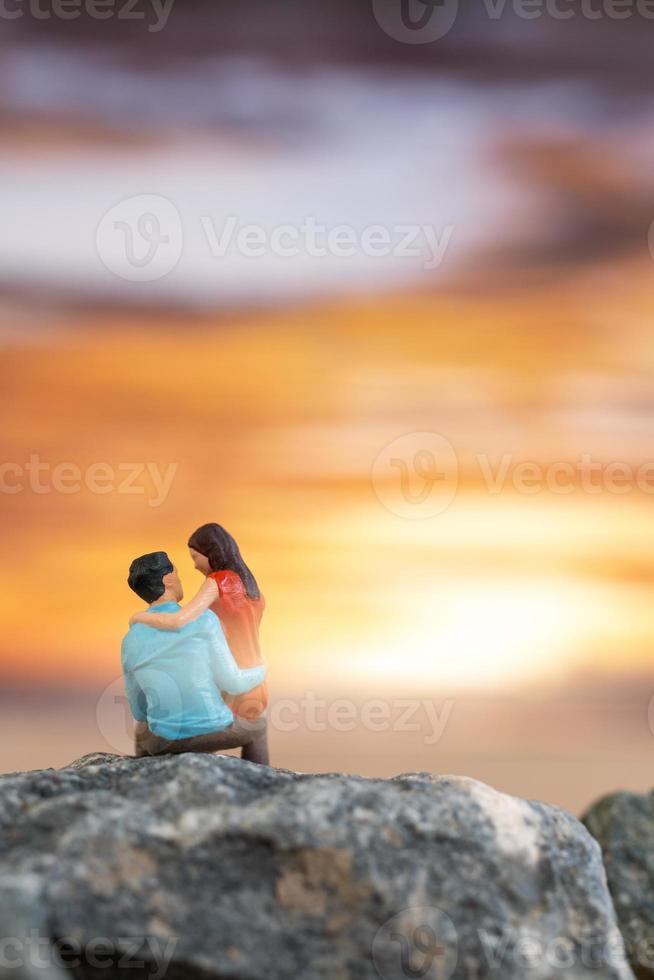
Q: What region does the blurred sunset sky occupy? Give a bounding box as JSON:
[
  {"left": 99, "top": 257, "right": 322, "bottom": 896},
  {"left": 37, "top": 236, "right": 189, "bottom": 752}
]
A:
[{"left": 1, "top": 1, "right": 654, "bottom": 814}]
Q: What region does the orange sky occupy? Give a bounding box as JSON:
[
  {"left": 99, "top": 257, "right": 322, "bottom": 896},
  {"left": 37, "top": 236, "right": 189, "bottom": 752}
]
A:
[{"left": 2, "top": 262, "right": 654, "bottom": 701}]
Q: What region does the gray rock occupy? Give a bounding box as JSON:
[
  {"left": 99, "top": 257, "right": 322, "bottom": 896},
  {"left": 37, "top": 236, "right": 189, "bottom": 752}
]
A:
[
  {"left": 0, "top": 754, "right": 634, "bottom": 980},
  {"left": 0, "top": 879, "right": 68, "bottom": 979},
  {"left": 583, "top": 791, "right": 654, "bottom": 979}
]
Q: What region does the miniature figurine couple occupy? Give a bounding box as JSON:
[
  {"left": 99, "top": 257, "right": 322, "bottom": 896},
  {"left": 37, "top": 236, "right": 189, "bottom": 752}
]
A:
[{"left": 121, "top": 523, "right": 269, "bottom": 765}]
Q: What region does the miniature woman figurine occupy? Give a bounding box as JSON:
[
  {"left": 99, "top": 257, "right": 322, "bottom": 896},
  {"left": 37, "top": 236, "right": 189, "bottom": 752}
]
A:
[{"left": 130, "top": 523, "right": 269, "bottom": 765}]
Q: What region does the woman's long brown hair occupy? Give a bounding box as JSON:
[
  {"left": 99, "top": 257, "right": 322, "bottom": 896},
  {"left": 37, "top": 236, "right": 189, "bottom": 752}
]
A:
[{"left": 188, "top": 523, "right": 261, "bottom": 600}]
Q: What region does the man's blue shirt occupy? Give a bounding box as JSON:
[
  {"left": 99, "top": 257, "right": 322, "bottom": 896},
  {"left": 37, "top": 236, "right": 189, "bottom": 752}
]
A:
[{"left": 121, "top": 602, "right": 266, "bottom": 740}]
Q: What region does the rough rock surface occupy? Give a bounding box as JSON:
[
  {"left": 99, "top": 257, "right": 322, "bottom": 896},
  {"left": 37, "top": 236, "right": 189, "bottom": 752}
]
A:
[
  {"left": 0, "top": 753, "right": 634, "bottom": 980},
  {"left": 583, "top": 791, "right": 654, "bottom": 980}
]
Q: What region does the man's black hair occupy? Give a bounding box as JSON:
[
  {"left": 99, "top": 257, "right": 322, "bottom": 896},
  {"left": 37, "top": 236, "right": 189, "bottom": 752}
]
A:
[{"left": 128, "top": 552, "right": 174, "bottom": 603}]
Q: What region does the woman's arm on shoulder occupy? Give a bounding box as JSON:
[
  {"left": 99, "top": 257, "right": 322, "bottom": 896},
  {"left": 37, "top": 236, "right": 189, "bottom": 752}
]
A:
[{"left": 129, "top": 577, "right": 219, "bottom": 630}]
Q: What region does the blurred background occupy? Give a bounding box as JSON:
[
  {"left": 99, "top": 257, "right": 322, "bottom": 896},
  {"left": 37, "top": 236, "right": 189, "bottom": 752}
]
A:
[{"left": 1, "top": 0, "right": 654, "bottom": 815}]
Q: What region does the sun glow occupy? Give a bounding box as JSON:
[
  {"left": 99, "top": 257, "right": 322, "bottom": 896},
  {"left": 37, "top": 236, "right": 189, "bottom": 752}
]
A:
[{"left": 342, "top": 577, "right": 621, "bottom": 689}]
